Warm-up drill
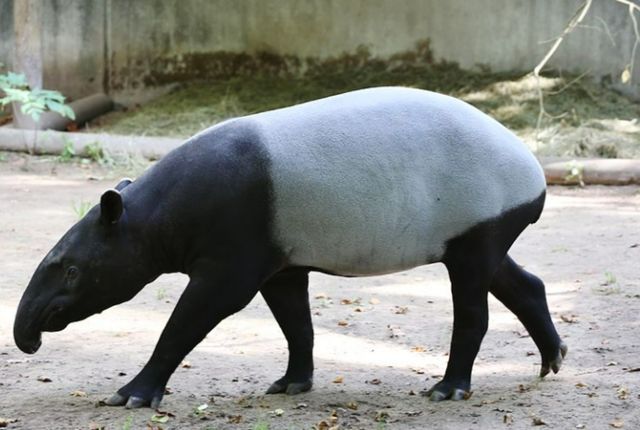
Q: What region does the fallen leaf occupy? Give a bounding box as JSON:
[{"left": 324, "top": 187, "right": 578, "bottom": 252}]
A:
[
  {"left": 315, "top": 293, "right": 328, "bottom": 299},
  {"left": 181, "top": 360, "right": 192, "bottom": 368},
  {"left": 150, "top": 414, "right": 169, "bottom": 424},
  {"left": 227, "top": 415, "right": 243, "bottom": 423},
  {"left": 37, "top": 376, "right": 52, "bottom": 383},
  {"left": 0, "top": 418, "right": 19, "bottom": 428},
  {"left": 367, "top": 378, "right": 381, "bottom": 385},
  {"left": 374, "top": 411, "right": 390, "bottom": 422},
  {"left": 411, "top": 346, "right": 425, "bottom": 352},
  {"left": 616, "top": 386, "right": 629, "bottom": 400},
  {"left": 341, "top": 298, "right": 355, "bottom": 305},
  {"left": 70, "top": 390, "right": 87, "bottom": 397},
  {"left": 561, "top": 314, "right": 577, "bottom": 324},
  {"left": 369, "top": 297, "right": 380, "bottom": 305},
  {"left": 532, "top": 417, "right": 546, "bottom": 426},
  {"left": 337, "top": 320, "right": 349, "bottom": 327},
  {"left": 394, "top": 306, "right": 408, "bottom": 314},
  {"left": 332, "top": 376, "right": 344, "bottom": 383},
  {"left": 575, "top": 382, "right": 588, "bottom": 388},
  {"left": 346, "top": 401, "right": 358, "bottom": 410},
  {"left": 610, "top": 418, "right": 624, "bottom": 428}
]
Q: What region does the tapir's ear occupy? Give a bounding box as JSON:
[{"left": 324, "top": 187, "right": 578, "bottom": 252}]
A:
[
  {"left": 100, "top": 189, "right": 123, "bottom": 225},
  {"left": 114, "top": 177, "right": 133, "bottom": 191}
]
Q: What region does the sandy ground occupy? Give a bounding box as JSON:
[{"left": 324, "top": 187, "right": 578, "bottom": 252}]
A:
[{"left": 0, "top": 153, "right": 639, "bottom": 430}]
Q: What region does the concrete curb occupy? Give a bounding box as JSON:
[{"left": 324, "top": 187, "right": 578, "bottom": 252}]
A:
[
  {"left": 0, "top": 127, "right": 182, "bottom": 161},
  {"left": 0, "top": 127, "right": 639, "bottom": 185}
]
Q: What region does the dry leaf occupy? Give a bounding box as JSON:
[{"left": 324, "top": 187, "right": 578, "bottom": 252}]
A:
[
  {"left": 411, "top": 346, "right": 425, "bottom": 352},
  {"left": 340, "top": 298, "right": 354, "bottom": 305},
  {"left": 394, "top": 306, "right": 408, "bottom": 314},
  {"left": 610, "top": 418, "right": 624, "bottom": 428},
  {"left": 616, "top": 386, "right": 629, "bottom": 400},
  {"left": 337, "top": 320, "right": 349, "bottom": 327},
  {"left": 621, "top": 67, "right": 631, "bottom": 84},
  {"left": 181, "top": 360, "right": 192, "bottom": 368},
  {"left": 346, "top": 401, "right": 358, "bottom": 410},
  {"left": 333, "top": 375, "right": 344, "bottom": 383},
  {"left": 227, "top": 415, "right": 243, "bottom": 423},
  {"left": 374, "top": 411, "right": 390, "bottom": 422},
  {"left": 0, "top": 418, "right": 19, "bottom": 427},
  {"left": 575, "top": 382, "right": 588, "bottom": 388},
  {"left": 561, "top": 314, "right": 577, "bottom": 324},
  {"left": 532, "top": 417, "right": 546, "bottom": 426},
  {"left": 70, "top": 390, "right": 87, "bottom": 397},
  {"left": 315, "top": 293, "right": 328, "bottom": 299}
]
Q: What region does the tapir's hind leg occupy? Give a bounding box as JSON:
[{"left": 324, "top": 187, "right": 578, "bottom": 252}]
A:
[
  {"left": 427, "top": 193, "right": 549, "bottom": 401},
  {"left": 490, "top": 255, "right": 567, "bottom": 377},
  {"left": 261, "top": 268, "right": 314, "bottom": 395}
]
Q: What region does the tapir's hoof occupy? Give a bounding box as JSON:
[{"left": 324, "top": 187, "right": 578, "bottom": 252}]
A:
[
  {"left": 423, "top": 381, "right": 472, "bottom": 401},
  {"left": 266, "top": 379, "right": 312, "bottom": 395},
  {"left": 540, "top": 341, "right": 568, "bottom": 378},
  {"left": 104, "top": 392, "right": 162, "bottom": 409}
]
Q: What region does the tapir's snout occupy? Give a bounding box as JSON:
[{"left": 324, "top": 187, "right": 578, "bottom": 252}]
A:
[
  {"left": 13, "top": 281, "right": 71, "bottom": 354},
  {"left": 14, "top": 330, "right": 42, "bottom": 354}
]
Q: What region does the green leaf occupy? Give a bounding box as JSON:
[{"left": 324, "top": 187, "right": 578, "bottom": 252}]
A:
[{"left": 150, "top": 414, "right": 169, "bottom": 424}]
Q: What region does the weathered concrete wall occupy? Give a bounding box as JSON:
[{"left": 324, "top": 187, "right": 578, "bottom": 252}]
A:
[
  {"left": 41, "top": 0, "right": 106, "bottom": 99},
  {"left": 0, "top": 0, "right": 14, "bottom": 71},
  {"left": 1, "top": 0, "right": 639, "bottom": 101}
]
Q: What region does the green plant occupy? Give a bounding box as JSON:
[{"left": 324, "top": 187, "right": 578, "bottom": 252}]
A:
[
  {"left": 72, "top": 200, "right": 92, "bottom": 219},
  {"left": 85, "top": 141, "right": 114, "bottom": 166},
  {"left": 122, "top": 414, "right": 133, "bottom": 430},
  {"left": 253, "top": 422, "right": 270, "bottom": 430},
  {"left": 0, "top": 68, "right": 75, "bottom": 122},
  {"left": 59, "top": 139, "right": 76, "bottom": 162}
]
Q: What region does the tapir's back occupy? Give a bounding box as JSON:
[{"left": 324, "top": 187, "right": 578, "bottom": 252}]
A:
[{"left": 246, "top": 87, "right": 545, "bottom": 276}]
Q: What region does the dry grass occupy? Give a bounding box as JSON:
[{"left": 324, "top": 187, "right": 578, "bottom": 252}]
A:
[{"left": 91, "top": 62, "right": 640, "bottom": 158}]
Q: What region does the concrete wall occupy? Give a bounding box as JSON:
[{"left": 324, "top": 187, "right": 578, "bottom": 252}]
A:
[{"left": 0, "top": 0, "right": 638, "bottom": 102}]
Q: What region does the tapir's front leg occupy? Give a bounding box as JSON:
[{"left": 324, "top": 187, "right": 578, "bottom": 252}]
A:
[{"left": 105, "top": 260, "right": 265, "bottom": 408}]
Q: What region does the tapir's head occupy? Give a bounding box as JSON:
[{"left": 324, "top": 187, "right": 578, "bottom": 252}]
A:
[{"left": 14, "top": 180, "right": 155, "bottom": 354}]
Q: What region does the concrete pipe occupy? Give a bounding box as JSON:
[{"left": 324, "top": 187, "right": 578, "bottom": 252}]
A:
[{"left": 12, "top": 93, "right": 114, "bottom": 131}]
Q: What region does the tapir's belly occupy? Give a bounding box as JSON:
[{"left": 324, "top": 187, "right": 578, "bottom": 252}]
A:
[{"left": 249, "top": 88, "right": 545, "bottom": 276}]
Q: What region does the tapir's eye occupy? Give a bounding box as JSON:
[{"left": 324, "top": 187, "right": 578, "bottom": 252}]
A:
[{"left": 66, "top": 266, "right": 79, "bottom": 281}]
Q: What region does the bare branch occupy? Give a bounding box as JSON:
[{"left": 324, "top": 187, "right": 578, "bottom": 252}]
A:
[{"left": 533, "top": 0, "right": 594, "bottom": 132}]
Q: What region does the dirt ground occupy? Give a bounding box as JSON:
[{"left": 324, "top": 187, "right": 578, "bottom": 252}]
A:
[{"left": 0, "top": 153, "right": 639, "bottom": 430}]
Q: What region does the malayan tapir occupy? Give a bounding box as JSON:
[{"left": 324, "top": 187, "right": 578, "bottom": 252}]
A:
[{"left": 14, "top": 87, "right": 567, "bottom": 408}]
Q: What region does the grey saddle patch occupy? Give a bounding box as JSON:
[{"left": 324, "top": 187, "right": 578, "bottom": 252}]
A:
[{"left": 246, "top": 87, "right": 545, "bottom": 276}]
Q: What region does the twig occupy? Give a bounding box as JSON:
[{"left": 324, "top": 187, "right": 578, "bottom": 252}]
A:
[{"left": 533, "top": 0, "right": 594, "bottom": 132}]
